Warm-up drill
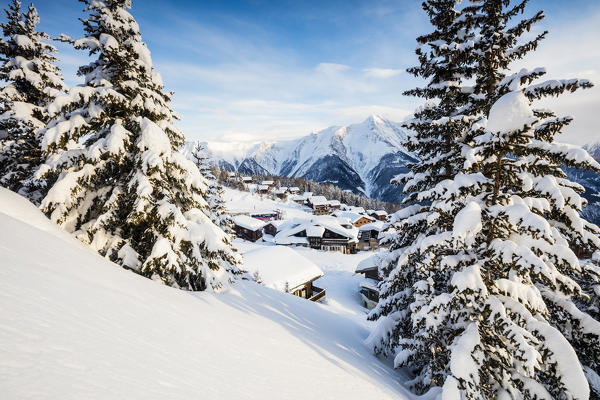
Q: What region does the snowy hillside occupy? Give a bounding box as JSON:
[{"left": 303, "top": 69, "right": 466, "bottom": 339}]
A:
[
  {"left": 0, "top": 188, "right": 413, "bottom": 400},
  {"left": 184, "top": 115, "right": 417, "bottom": 203}
]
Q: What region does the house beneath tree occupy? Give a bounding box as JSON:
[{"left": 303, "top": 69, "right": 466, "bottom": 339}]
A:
[
  {"left": 357, "top": 221, "right": 384, "bottom": 251},
  {"left": 243, "top": 246, "right": 326, "bottom": 302},
  {"left": 355, "top": 253, "right": 384, "bottom": 309}
]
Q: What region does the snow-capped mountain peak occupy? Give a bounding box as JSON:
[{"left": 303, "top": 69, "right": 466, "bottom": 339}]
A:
[{"left": 186, "top": 115, "right": 417, "bottom": 203}]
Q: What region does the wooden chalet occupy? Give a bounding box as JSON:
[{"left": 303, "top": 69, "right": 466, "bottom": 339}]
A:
[
  {"left": 328, "top": 200, "right": 341, "bottom": 211},
  {"left": 291, "top": 195, "right": 306, "bottom": 205},
  {"left": 307, "top": 225, "right": 356, "bottom": 254},
  {"left": 357, "top": 221, "right": 384, "bottom": 251},
  {"left": 332, "top": 210, "right": 375, "bottom": 228},
  {"left": 274, "top": 218, "right": 358, "bottom": 254},
  {"left": 243, "top": 246, "right": 326, "bottom": 302},
  {"left": 355, "top": 254, "right": 383, "bottom": 309},
  {"left": 263, "top": 220, "right": 286, "bottom": 236},
  {"left": 288, "top": 187, "right": 300, "bottom": 195},
  {"left": 232, "top": 215, "right": 265, "bottom": 242},
  {"left": 257, "top": 184, "right": 270, "bottom": 195},
  {"left": 273, "top": 187, "right": 288, "bottom": 200},
  {"left": 369, "top": 210, "right": 388, "bottom": 222},
  {"left": 308, "top": 196, "right": 330, "bottom": 215}
]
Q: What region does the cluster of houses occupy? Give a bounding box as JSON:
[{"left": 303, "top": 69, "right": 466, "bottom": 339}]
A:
[
  {"left": 232, "top": 198, "right": 389, "bottom": 254},
  {"left": 228, "top": 180, "right": 390, "bottom": 307}
]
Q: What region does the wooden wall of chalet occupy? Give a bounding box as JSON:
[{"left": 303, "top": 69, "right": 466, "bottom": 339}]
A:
[{"left": 234, "top": 225, "right": 263, "bottom": 242}]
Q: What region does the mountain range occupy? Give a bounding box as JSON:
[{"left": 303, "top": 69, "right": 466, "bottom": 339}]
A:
[
  {"left": 183, "top": 115, "right": 600, "bottom": 224},
  {"left": 183, "top": 115, "right": 418, "bottom": 204}
]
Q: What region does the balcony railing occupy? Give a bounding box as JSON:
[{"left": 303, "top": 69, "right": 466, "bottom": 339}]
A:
[{"left": 309, "top": 286, "right": 326, "bottom": 302}]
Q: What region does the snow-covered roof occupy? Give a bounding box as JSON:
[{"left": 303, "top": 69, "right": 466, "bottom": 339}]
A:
[
  {"left": 328, "top": 200, "right": 341, "bottom": 206},
  {"left": 275, "top": 235, "right": 309, "bottom": 246},
  {"left": 274, "top": 223, "right": 307, "bottom": 244},
  {"left": 306, "top": 225, "right": 325, "bottom": 237},
  {"left": 332, "top": 211, "right": 373, "bottom": 224},
  {"left": 318, "top": 219, "right": 358, "bottom": 241},
  {"left": 232, "top": 215, "right": 265, "bottom": 231},
  {"left": 358, "top": 221, "right": 385, "bottom": 231},
  {"left": 291, "top": 195, "right": 305, "bottom": 201},
  {"left": 273, "top": 188, "right": 287, "bottom": 194},
  {"left": 241, "top": 176, "right": 252, "bottom": 181},
  {"left": 355, "top": 253, "right": 384, "bottom": 273},
  {"left": 310, "top": 196, "right": 328, "bottom": 206},
  {"left": 359, "top": 278, "right": 379, "bottom": 291},
  {"left": 261, "top": 180, "right": 274, "bottom": 185},
  {"left": 273, "top": 216, "right": 358, "bottom": 244},
  {"left": 373, "top": 210, "right": 388, "bottom": 216},
  {"left": 243, "top": 246, "right": 323, "bottom": 291},
  {"left": 265, "top": 220, "right": 287, "bottom": 229},
  {"left": 288, "top": 187, "right": 300, "bottom": 191},
  {"left": 343, "top": 206, "right": 365, "bottom": 214},
  {"left": 335, "top": 217, "right": 354, "bottom": 229},
  {"left": 257, "top": 185, "right": 269, "bottom": 191}
]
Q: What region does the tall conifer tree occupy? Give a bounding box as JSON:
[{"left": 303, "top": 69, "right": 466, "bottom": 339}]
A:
[
  {"left": 368, "top": 1, "right": 600, "bottom": 398},
  {"left": 0, "top": 0, "right": 65, "bottom": 200},
  {"left": 191, "top": 142, "right": 233, "bottom": 234},
  {"left": 38, "top": 0, "right": 240, "bottom": 291}
]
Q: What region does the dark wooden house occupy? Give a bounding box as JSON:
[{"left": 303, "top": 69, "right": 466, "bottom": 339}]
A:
[{"left": 232, "top": 215, "right": 265, "bottom": 242}]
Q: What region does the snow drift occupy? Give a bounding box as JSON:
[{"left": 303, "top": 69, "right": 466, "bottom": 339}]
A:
[{"left": 0, "top": 188, "right": 409, "bottom": 400}]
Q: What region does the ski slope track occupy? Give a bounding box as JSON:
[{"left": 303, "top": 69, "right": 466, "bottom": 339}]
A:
[{"left": 0, "top": 188, "right": 412, "bottom": 400}]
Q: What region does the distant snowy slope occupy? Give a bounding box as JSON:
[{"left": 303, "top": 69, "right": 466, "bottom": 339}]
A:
[
  {"left": 0, "top": 188, "right": 410, "bottom": 400},
  {"left": 185, "top": 115, "right": 417, "bottom": 203}
]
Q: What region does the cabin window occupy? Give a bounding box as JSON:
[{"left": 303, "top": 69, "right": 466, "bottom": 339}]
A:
[{"left": 293, "top": 287, "right": 307, "bottom": 298}]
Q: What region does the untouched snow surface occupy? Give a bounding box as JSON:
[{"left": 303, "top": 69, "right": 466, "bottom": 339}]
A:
[{"left": 0, "top": 188, "right": 411, "bottom": 400}]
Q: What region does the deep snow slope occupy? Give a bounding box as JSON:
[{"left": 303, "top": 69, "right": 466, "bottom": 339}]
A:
[
  {"left": 184, "top": 115, "right": 417, "bottom": 202},
  {"left": 0, "top": 188, "right": 410, "bottom": 400}
]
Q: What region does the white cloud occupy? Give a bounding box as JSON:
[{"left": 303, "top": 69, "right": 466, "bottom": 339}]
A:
[
  {"left": 513, "top": 10, "right": 600, "bottom": 145},
  {"left": 363, "top": 68, "right": 403, "bottom": 79},
  {"left": 315, "top": 63, "right": 351, "bottom": 75}
]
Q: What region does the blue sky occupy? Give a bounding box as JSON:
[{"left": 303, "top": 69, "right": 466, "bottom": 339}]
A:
[{"left": 27, "top": 0, "right": 600, "bottom": 144}]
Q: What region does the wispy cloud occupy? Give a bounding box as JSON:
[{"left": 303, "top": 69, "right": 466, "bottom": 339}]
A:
[
  {"left": 41, "top": 0, "right": 600, "bottom": 145},
  {"left": 363, "top": 68, "right": 404, "bottom": 79}
]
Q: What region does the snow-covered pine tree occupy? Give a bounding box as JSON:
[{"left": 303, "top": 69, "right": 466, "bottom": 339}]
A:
[
  {"left": 37, "top": 0, "right": 240, "bottom": 291},
  {"left": 191, "top": 141, "right": 233, "bottom": 234},
  {"left": 367, "top": 0, "right": 483, "bottom": 395},
  {"left": 0, "top": 0, "right": 65, "bottom": 201},
  {"left": 368, "top": 1, "right": 600, "bottom": 398}
]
